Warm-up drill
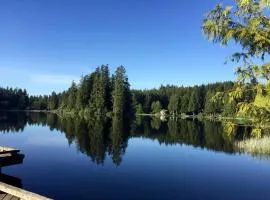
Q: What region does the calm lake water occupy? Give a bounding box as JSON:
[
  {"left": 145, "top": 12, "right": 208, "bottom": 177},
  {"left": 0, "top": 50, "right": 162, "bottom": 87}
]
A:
[{"left": 0, "top": 112, "right": 270, "bottom": 200}]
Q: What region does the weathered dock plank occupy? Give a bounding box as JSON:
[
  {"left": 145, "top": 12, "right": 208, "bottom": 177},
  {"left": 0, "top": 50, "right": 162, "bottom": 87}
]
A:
[
  {"left": 11, "top": 197, "right": 20, "bottom": 200},
  {"left": 0, "top": 193, "right": 6, "bottom": 199},
  {"left": 10, "top": 197, "right": 20, "bottom": 200},
  {"left": 2, "top": 194, "right": 14, "bottom": 200},
  {"left": 0, "top": 182, "right": 52, "bottom": 200},
  {"left": 0, "top": 192, "right": 19, "bottom": 200}
]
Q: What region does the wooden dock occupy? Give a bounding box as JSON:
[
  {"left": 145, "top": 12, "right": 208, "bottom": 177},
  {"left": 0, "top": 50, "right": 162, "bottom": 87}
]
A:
[
  {"left": 0, "top": 148, "right": 24, "bottom": 170},
  {"left": 0, "top": 147, "right": 20, "bottom": 154},
  {"left": 0, "top": 191, "right": 20, "bottom": 200},
  {"left": 0, "top": 182, "right": 52, "bottom": 200},
  {"left": 0, "top": 146, "right": 53, "bottom": 200},
  {"left": 0, "top": 146, "right": 24, "bottom": 172}
]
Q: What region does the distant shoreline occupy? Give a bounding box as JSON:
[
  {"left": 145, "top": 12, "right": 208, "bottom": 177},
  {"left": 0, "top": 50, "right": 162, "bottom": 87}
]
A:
[{"left": 0, "top": 109, "right": 268, "bottom": 127}]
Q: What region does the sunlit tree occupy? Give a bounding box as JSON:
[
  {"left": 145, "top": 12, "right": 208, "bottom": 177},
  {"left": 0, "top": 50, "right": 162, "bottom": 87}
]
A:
[{"left": 203, "top": 0, "right": 270, "bottom": 124}]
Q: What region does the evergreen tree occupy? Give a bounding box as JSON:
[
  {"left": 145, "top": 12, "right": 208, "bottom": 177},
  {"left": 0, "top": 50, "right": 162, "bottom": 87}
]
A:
[
  {"left": 168, "top": 95, "right": 180, "bottom": 115},
  {"left": 180, "top": 93, "right": 189, "bottom": 114},
  {"left": 89, "top": 66, "right": 111, "bottom": 117},
  {"left": 101, "top": 65, "right": 112, "bottom": 111},
  {"left": 112, "top": 66, "right": 131, "bottom": 116},
  {"left": 48, "top": 92, "right": 58, "bottom": 110},
  {"left": 76, "top": 74, "right": 93, "bottom": 109},
  {"left": 204, "top": 91, "right": 218, "bottom": 114},
  {"left": 188, "top": 89, "right": 199, "bottom": 114},
  {"left": 67, "top": 81, "right": 78, "bottom": 110}
]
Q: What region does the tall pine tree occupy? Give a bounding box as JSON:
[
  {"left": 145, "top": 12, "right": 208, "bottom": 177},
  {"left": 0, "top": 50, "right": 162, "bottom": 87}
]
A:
[{"left": 112, "top": 66, "right": 131, "bottom": 116}]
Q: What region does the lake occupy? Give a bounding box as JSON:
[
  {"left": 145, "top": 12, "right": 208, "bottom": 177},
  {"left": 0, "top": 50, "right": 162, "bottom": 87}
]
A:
[{"left": 0, "top": 111, "right": 270, "bottom": 200}]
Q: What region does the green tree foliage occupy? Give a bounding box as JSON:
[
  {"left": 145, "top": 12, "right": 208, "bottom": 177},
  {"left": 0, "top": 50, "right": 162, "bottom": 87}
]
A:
[
  {"left": 151, "top": 101, "right": 162, "bottom": 114},
  {"left": 0, "top": 66, "right": 238, "bottom": 120},
  {"left": 19, "top": 65, "right": 131, "bottom": 119},
  {"left": 180, "top": 93, "right": 189, "bottom": 113},
  {"left": 29, "top": 95, "right": 48, "bottom": 110},
  {"left": 223, "top": 97, "right": 238, "bottom": 117},
  {"left": 204, "top": 91, "right": 218, "bottom": 114},
  {"left": 168, "top": 95, "right": 180, "bottom": 115},
  {"left": 76, "top": 74, "right": 93, "bottom": 110},
  {"left": 89, "top": 66, "right": 111, "bottom": 117},
  {"left": 0, "top": 87, "right": 29, "bottom": 110},
  {"left": 48, "top": 92, "right": 58, "bottom": 110},
  {"left": 17, "top": 89, "right": 29, "bottom": 109},
  {"left": 188, "top": 89, "right": 200, "bottom": 114},
  {"left": 133, "top": 82, "right": 234, "bottom": 116},
  {"left": 112, "top": 66, "right": 132, "bottom": 116},
  {"left": 203, "top": 0, "right": 270, "bottom": 123},
  {"left": 66, "top": 81, "right": 77, "bottom": 110},
  {"left": 58, "top": 91, "right": 68, "bottom": 109}
]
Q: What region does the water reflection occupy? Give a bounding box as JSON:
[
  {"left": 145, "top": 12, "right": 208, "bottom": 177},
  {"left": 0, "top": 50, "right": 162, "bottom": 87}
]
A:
[
  {"left": 0, "top": 111, "right": 27, "bottom": 133},
  {"left": 0, "top": 111, "right": 252, "bottom": 165}
]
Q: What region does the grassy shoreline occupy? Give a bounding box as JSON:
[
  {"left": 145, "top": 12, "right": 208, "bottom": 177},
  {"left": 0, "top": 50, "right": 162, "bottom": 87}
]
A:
[{"left": 236, "top": 136, "right": 270, "bottom": 157}]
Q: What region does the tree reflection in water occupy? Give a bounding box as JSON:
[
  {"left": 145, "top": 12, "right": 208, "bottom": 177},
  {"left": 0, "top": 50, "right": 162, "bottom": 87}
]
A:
[{"left": 0, "top": 111, "right": 254, "bottom": 166}]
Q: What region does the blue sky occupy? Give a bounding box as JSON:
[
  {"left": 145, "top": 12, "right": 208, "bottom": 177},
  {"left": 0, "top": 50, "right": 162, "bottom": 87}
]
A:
[{"left": 0, "top": 0, "right": 237, "bottom": 95}]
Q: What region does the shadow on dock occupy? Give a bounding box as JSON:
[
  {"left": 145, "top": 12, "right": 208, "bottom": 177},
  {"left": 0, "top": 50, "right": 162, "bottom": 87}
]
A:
[{"left": 0, "top": 173, "right": 22, "bottom": 188}]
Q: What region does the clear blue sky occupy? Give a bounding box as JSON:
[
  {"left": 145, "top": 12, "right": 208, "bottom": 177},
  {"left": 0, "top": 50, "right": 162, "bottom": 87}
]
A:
[{"left": 0, "top": 0, "right": 237, "bottom": 95}]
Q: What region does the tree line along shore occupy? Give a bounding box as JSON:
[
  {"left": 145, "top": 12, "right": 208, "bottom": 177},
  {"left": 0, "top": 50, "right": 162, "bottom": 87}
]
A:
[{"left": 0, "top": 66, "right": 239, "bottom": 119}]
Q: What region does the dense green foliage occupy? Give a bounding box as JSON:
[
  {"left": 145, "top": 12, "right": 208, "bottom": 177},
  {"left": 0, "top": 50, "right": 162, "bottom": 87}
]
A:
[
  {"left": 203, "top": 0, "right": 270, "bottom": 126},
  {"left": 1, "top": 65, "right": 238, "bottom": 118},
  {"left": 30, "top": 65, "right": 132, "bottom": 118},
  {"left": 0, "top": 80, "right": 237, "bottom": 118},
  {"left": 112, "top": 66, "right": 132, "bottom": 117},
  {"left": 0, "top": 88, "right": 29, "bottom": 110},
  {"left": 132, "top": 81, "right": 235, "bottom": 116},
  {"left": 0, "top": 65, "right": 132, "bottom": 118}
]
